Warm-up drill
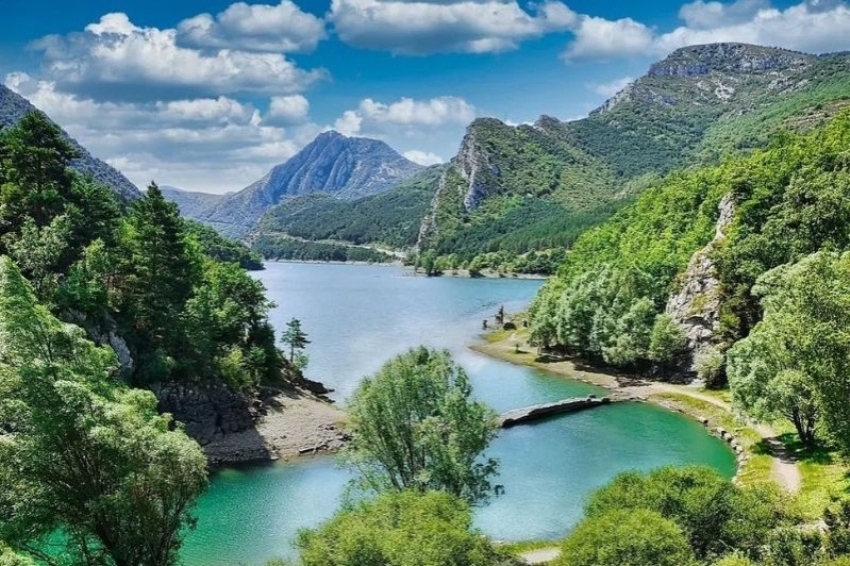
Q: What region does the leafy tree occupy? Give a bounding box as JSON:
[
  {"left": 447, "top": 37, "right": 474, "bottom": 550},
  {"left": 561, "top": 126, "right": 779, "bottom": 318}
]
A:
[
  {"left": 280, "top": 318, "right": 310, "bottom": 367},
  {"left": 728, "top": 252, "right": 850, "bottom": 447},
  {"left": 0, "top": 112, "right": 77, "bottom": 231},
  {"left": 584, "top": 466, "right": 785, "bottom": 561},
  {"left": 344, "top": 347, "right": 499, "bottom": 505},
  {"left": 712, "top": 554, "right": 758, "bottom": 566},
  {"left": 648, "top": 314, "right": 689, "bottom": 370},
  {"left": 558, "top": 509, "right": 696, "bottom": 566},
  {"left": 295, "top": 490, "right": 514, "bottom": 566},
  {"left": 0, "top": 257, "right": 208, "bottom": 566},
  {"left": 118, "top": 183, "right": 201, "bottom": 384}
]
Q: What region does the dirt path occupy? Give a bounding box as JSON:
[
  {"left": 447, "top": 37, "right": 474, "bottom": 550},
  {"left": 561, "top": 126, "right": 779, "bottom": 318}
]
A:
[
  {"left": 473, "top": 334, "right": 802, "bottom": 494},
  {"left": 518, "top": 547, "right": 561, "bottom": 565}
]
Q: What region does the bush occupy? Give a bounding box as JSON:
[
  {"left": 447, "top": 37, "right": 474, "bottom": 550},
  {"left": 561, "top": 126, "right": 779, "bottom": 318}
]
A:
[
  {"left": 296, "top": 491, "right": 513, "bottom": 566},
  {"left": 558, "top": 509, "right": 696, "bottom": 566}
]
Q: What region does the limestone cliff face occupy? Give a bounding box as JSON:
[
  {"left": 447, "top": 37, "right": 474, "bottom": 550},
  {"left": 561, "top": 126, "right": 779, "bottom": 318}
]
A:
[
  {"left": 455, "top": 120, "right": 502, "bottom": 211},
  {"left": 665, "top": 193, "right": 735, "bottom": 368}
]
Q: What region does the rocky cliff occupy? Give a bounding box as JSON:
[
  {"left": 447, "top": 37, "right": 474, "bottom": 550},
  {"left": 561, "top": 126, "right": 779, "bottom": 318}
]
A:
[
  {"left": 665, "top": 193, "right": 736, "bottom": 369},
  {"left": 0, "top": 84, "right": 141, "bottom": 202},
  {"left": 415, "top": 43, "right": 850, "bottom": 265}
]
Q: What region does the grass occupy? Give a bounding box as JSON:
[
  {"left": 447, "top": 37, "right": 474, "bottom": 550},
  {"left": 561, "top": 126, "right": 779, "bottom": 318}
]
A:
[{"left": 497, "top": 539, "right": 559, "bottom": 555}]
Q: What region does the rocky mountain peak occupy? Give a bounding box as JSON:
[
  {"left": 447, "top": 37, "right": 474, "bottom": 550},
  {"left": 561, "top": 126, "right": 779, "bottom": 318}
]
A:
[{"left": 648, "top": 43, "right": 813, "bottom": 78}]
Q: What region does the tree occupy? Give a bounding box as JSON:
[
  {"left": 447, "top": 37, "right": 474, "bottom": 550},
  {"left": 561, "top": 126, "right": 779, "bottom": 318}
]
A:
[
  {"left": 344, "top": 347, "right": 499, "bottom": 505},
  {"left": 295, "top": 491, "right": 513, "bottom": 566},
  {"left": 584, "top": 466, "right": 785, "bottom": 562},
  {"left": 558, "top": 509, "right": 696, "bottom": 566},
  {"left": 119, "top": 183, "right": 201, "bottom": 384},
  {"left": 0, "top": 257, "right": 208, "bottom": 566},
  {"left": 280, "top": 318, "right": 310, "bottom": 367},
  {"left": 648, "top": 314, "right": 689, "bottom": 371},
  {"left": 728, "top": 252, "right": 850, "bottom": 448}
]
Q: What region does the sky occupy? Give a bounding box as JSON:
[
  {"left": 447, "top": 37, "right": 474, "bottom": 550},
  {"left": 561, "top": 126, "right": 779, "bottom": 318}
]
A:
[{"left": 2, "top": 0, "right": 850, "bottom": 193}]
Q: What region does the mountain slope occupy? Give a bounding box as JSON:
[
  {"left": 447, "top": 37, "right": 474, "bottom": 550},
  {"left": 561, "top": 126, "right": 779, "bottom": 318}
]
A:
[
  {"left": 254, "top": 165, "right": 445, "bottom": 250},
  {"left": 161, "top": 185, "right": 224, "bottom": 217},
  {"left": 189, "top": 131, "right": 423, "bottom": 238},
  {"left": 418, "top": 43, "right": 850, "bottom": 272},
  {"left": 0, "top": 84, "right": 141, "bottom": 201},
  {"left": 529, "top": 109, "right": 850, "bottom": 375}
]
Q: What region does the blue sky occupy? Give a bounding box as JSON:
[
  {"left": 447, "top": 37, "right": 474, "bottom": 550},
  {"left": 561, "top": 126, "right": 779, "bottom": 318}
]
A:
[{"left": 2, "top": 0, "right": 849, "bottom": 193}]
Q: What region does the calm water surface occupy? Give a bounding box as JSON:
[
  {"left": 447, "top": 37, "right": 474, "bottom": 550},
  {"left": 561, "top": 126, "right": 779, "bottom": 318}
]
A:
[{"left": 182, "top": 263, "right": 735, "bottom": 565}]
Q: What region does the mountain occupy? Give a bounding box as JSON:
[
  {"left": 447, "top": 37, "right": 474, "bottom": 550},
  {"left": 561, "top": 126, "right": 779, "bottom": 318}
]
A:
[
  {"left": 160, "top": 185, "right": 224, "bottom": 218},
  {"left": 0, "top": 84, "right": 141, "bottom": 202},
  {"left": 184, "top": 131, "right": 423, "bottom": 238},
  {"left": 416, "top": 43, "right": 850, "bottom": 272},
  {"left": 529, "top": 107, "right": 850, "bottom": 378},
  {"left": 254, "top": 165, "right": 445, "bottom": 251}
]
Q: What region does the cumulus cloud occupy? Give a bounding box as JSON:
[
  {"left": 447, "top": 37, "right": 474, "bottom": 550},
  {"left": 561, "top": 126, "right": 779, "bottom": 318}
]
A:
[
  {"left": 31, "top": 13, "right": 327, "bottom": 98},
  {"left": 403, "top": 150, "right": 445, "bottom": 166},
  {"left": 177, "top": 1, "right": 326, "bottom": 52},
  {"left": 562, "top": 0, "right": 850, "bottom": 61},
  {"left": 329, "top": 0, "right": 576, "bottom": 55},
  {"left": 6, "top": 73, "right": 317, "bottom": 193},
  {"left": 333, "top": 96, "right": 475, "bottom": 136},
  {"left": 587, "top": 76, "right": 634, "bottom": 97},
  {"left": 267, "top": 95, "right": 310, "bottom": 124}
]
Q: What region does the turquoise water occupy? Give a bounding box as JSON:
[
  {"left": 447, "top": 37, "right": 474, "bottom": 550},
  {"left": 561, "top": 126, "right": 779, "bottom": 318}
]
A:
[{"left": 181, "top": 263, "right": 735, "bottom": 565}]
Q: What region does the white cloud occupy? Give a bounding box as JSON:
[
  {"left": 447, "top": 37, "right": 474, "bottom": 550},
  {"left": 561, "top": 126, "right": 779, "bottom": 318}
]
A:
[
  {"left": 403, "top": 150, "right": 444, "bottom": 166},
  {"left": 31, "top": 13, "right": 327, "bottom": 98},
  {"left": 177, "top": 1, "right": 326, "bottom": 52},
  {"left": 358, "top": 96, "right": 476, "bottom": 126},
  {"left": 562, "top": 16, "right": 654, "bottom": 60},
  {"left": 678, "top": 0, "right": 770, "bottom": 29},
  {"left": 329, "top": 0, "right": 576, "bottom": 55},
  {"left": 267, "top": 95, "right": 310, "bottom": 123},
  {"left": 334, "top": 110, "right": 364, "bottom": 136},
  {"left": 5, "top": 73, "right": 318, "bottom": 193},
  {"left": 333, "top": 96, "right": 475, "bottom": 138},
  {"left": 587, "top": 76, "right": 634, "bottom": 97},
  {"left": 562, "top": 1, "right": 850, "bottom": 61}
]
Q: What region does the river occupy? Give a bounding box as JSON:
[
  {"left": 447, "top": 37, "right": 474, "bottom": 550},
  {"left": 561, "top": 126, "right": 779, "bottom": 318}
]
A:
[{"left": 181, "top": 262, "right": 735, "bottom": 565}]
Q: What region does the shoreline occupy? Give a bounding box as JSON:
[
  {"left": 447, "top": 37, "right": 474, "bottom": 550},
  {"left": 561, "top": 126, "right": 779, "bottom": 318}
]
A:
[
  {"left": 471, "top": 330, "right": 793, "bottom": 490},
  {"left": 267, "top": 259, "right": 549, "bottom": 280},
  {"left": 202, "top": 387, "right": 348, "bottom": 467}
]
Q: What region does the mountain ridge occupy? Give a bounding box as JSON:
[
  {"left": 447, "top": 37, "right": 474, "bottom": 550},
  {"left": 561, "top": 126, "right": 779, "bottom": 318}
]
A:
[
  {"left": 177, "top": 131, "right": 423, "bottom": 238},
  {"left": 0, "top": 84, "right": 141, "bottom": 202}
]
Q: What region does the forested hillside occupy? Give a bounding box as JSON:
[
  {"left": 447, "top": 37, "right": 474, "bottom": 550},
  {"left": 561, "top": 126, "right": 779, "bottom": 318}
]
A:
[
  {"left": 417, "top": 44, "right": 850, "bottom": 273},
  {"left": 529, "top": 109, "right": 850, "bottom": 448}
]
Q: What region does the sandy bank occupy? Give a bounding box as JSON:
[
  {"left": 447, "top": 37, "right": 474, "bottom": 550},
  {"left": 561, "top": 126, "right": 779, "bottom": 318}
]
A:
[{"left": 203, "top": 388, "right": 348, "bottom": 466}]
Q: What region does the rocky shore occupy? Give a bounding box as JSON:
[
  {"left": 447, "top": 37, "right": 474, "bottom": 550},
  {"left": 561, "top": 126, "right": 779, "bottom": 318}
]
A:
[{"left": 154, "top": 381, "right": 348, "bottom": 467}]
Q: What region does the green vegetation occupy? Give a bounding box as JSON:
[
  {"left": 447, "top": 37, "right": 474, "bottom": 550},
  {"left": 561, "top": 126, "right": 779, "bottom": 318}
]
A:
[
  {"left": 0, "top": 258, "right": 207, "bottom": 565},
  {"left": 344, "top": 347, "right": 499, "bottom": 505},
  {"left": 184, "top": 220, "right": 263, "bottom": 270},
  {"left": 252, "top": 234, "right": 394, "bottom": 263},
  {"left": 281, "top": 318, "right": 310, "bottom": 370},
  {"left": 418, "top": 47, "right": 850, "bottom": 274},
  {"left": 531, "top": 111, "right": 850, "bottom": 380},
  {"left": 256, "top": 165, "right": 444, "bottom": 250},
  {"left": 559, "top": 509, "right": 697, "bottom": 566},
  {"left": 294, "top": 491, "right": 515, "bottom": 566},
  {"left": 0, "top": 112, "right": 303, "bottom": 563}
]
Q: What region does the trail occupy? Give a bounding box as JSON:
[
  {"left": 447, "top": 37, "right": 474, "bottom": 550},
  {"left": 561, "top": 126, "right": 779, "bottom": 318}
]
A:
[{"left": 518, "top": 547, "right": 561, "bottom": 565}]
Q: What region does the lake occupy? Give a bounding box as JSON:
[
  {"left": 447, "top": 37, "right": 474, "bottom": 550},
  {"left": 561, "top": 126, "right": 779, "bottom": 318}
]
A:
[{"left": 181, "top": 262, "right": 735, "bottom": 565}]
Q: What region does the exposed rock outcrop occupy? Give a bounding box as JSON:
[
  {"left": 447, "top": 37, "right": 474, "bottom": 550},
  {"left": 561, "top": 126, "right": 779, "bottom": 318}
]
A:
[
  {"left": 66, "top": 311, "right": 134, "bottom": 375},
  {"left": 665, "top": 193, "right": 735, "bottom": 369},
  {"left": 456, "top": 120, "right": 502, "bottom": 211}
]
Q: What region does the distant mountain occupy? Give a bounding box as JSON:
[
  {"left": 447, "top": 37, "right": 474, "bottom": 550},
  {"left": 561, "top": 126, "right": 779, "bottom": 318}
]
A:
[
  {"left": 160, "top": 185, "right": 224, "bottom": 218},
  {"left": 184, "top": 131, "right": 423, "bottom": 238},
  {"left": 0, "top": 84, "right": 141, "bottom": 202},
  {"left": 416, "top": 43, "right": 850, "bottom": 271}
]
